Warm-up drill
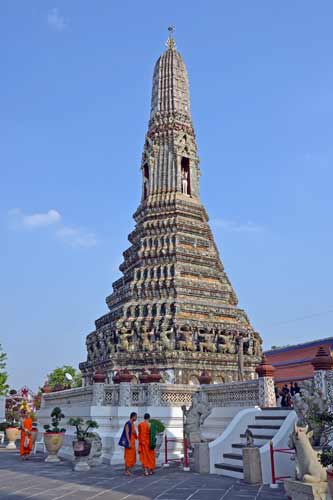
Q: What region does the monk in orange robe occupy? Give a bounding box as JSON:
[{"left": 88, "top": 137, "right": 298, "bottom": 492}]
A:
[
  {"left": 20, "top": 411, "right": 33, "bottom": 460},
  {"left": 138, "top": 413, "right": 156, "bottom": 476},
  {"left": 123, "top": 412, "right": 138, "bottom": 475}
]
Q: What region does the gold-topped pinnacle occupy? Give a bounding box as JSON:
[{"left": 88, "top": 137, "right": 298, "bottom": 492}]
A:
[{"left": 166, "top": 26, "right": 176, "bottom": 50}]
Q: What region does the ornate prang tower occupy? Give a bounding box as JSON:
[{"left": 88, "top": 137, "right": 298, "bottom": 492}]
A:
[{"left": 80, "top": 30, "right": 263, "bottom": 385}]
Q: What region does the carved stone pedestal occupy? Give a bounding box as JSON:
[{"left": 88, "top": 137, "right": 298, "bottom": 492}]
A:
[
  {"left": 73, "top": 457, "right": 90, "bottom": 472},
  {"left": 192, "top": 443, "right": 210, "bottom": 474},
  {"left": 242, "top": 447, "right": 262, "bottom": 484},
  {"left": 284, "top": 479, "right": 329, "bottom": 500}
]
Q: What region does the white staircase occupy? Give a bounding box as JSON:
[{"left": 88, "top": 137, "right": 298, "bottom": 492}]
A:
[{"left": 209, "top": 407, "right": 297, "bottom": 484}]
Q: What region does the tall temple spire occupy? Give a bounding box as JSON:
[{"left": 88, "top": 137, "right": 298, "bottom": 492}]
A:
[
  {"left": 79, "top": 36, "right": 263, "bottom": 385},
  {"left": 166, "top": 26, "right": 176, "bottom": 50},
  {"left": 146, "top": 32, "right": 197, "bottom": 201}
]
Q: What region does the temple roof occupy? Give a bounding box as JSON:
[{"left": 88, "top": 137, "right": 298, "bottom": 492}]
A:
[{"left": 150, "top": 33, "right": 191, "bottom": 118}]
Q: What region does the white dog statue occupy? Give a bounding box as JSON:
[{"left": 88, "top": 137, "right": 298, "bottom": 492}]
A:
[{"left": 288, "top": 424, "right": 327, "bottom": 483}]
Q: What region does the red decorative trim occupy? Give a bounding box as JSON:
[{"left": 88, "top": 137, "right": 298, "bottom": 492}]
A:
[
  {"left": 256, "top": 355, "right": 275, "bottom": 377},
  {"left": 43, "top": 432, "right": 65, "bottom": 435},
  {"left": 311, "top": 345, "right": 333, "bottom": 371},
  {"left": 112, "top": 369, "right": 133, "bottom": 384},
  {"left": 198, "top": 371, "right": 212, "bottom": 385},
  {"left": 93, "top": 370, "right": 106, "bottom": 383}
]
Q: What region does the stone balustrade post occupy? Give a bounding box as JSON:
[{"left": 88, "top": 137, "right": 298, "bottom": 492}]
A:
[
  {"left": 91, "top": 370, "right": 107, "bottom": 406},
  {"left": 325, "top": 370, "right": 333, "bottom": 412},
  {"left": 119, "top": 383, "right": 132, "bottom": 406},
  {"left": 256, "top": 356, "right": 276, "bottom": 408},
  {"left": 147, "top": 383, "right": 161, "bottom": 406},
  {"left": 311, "top": 345, "right": 333, "bottom": 410},
  {"left": 92, "top": 383, "right": 105, "bottom": 406}
]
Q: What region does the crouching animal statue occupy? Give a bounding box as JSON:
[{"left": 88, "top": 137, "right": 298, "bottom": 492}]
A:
[{"left": 288, "top": 424, "right": 327, "bottom": 483}]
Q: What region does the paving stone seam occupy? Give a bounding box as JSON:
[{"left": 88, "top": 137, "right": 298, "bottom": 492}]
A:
[{"left": 219, "top": 485, "right": 234, "bottom": 499}]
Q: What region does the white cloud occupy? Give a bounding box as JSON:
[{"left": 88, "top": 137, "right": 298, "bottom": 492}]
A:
[
  {"left": 9, "top": 208, "right": 61, "bottom": 229},
  {"left": 211, "top": 218, "right": 263, "bottom": 233},
  {"left": 56, "top": 226, "right": 98, "bottom": 248},
  {"left": 8, "top": 208, "right": 98, "bottom": 249},
  {"left": 47, "top": 8, "right": 67, "bottom": 32}
]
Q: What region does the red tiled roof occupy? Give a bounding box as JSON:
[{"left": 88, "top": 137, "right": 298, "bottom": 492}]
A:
[{"left": 264, "top": 337, "right": 333, "bottom": 384}]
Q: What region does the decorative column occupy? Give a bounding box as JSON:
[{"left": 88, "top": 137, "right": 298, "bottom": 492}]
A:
[
  {"left": 119, "top": 383, "right": 132, "bottom": 406},
  {"left": 92, "top": 370, "right": 106, "bottom": 406},
  {"left": 256, "top": 356, "right": 276, "bottom": 408},
  {"left": 147, "top": 383, "right": 161, "bottom": 406},
  {"left": 311, "top": 345, "right": 333, "bottom": 410}
]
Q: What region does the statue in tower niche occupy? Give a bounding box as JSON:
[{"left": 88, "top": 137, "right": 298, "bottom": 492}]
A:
[
  {"left": 158, "top": 325, "right": 172, "bottom": 351},
  {"left": 181, "top": 167, "right": 189, "bottom": 195},
  {"left": 117, "top": 322, "right": 134, "bottom": 352},
  {"left": 177, "top": 325, "right": 195, "bottom": 351},
  {"left": 198, "top": 329, "right": 217, "bottom": 353},
  {"left": 139, "top": 325, "right": 153, "bottom": 352},
  {"left": 79, "top": 31, "right": 262, "bottom": 385}
]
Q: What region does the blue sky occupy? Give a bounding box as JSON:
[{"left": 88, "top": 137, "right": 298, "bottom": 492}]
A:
[{"left": 1, "top": 1, "right": 333, "bottom": 390}]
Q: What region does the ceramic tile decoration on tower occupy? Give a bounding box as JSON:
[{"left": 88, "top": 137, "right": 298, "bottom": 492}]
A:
[
  {"left": 39, "top": 31, "right": 270, "bottom": 467},
  {"left": 79, "top": 29, "right": 263, "bottom": 387}
]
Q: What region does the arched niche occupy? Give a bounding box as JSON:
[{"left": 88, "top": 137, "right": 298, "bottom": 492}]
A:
[
  {"left": 181, "top": 157, "right": 191, "bottom": 195},
  {"left": 143, "top": 163, "right": 149, "bottom": 199}
]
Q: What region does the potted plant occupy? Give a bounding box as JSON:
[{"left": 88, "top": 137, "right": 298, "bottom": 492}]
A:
[
  {"left": 43, "top": 407, "right": 66, "bottom": 462},
  {"left": 150, "top": 418, "right": 165, "bottom": 458},
  {"left": 5, "top": 409, "right": 20, "bottom": 449},
  {"left": 67, "top": 417, "right": 99, "bottom": 471}
]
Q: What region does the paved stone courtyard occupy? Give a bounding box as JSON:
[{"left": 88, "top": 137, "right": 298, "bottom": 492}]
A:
[{"left": 0, "top": 449, "right": 287, "bottom": 500}]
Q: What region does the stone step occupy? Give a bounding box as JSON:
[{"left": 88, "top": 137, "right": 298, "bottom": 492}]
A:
[
  {"left": 215, "top": 463, "right": 244, "bottom": 473},
  {"left": 232, "top": 443, "right": 260, "bottom": 449},
  {"left": 223, "top": 453, "right": 243, "bottom": 461},
  {"left": 261, "top": 407, "right": 293, "bottom": 411},
  {"left": 248, "top": 424, "right": 281, "bottom": 430},
  {"left": 240, "top": 433, "right": 274, "bottom": 440},
  {"left": 255, "top": 415, "right": 287, "bottom": 421}
]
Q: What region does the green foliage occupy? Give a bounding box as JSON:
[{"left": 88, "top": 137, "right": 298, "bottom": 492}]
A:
[
  {"left": 149, "top": 419, "right": 165, "bottom": 450},
  {"left": 0, "top": 344, "right": 9, "bottom": 396},
  {"left": 319, "top": 446, "right": 333, "bottom": 468},
  {"left": 4, "top": 408, "right": 20, "bottom": 428},
  {"left": 315, "top": 410, "right": 333, "bottom": 467},
  {"left": 67, "top": 417, "right": 99, "bottom": 441},
  {"left": 150, "top": 419, "right": 165, "bottom": 434},
  {"left": 47, "top": 365, "right": 82, "bottom": 391},
  {"left": 270, "top": 344, "right": 292, "bottom": 350},
  {"left": 0, "top": 422, "right": 7, "bottom": 431},
  {"left": 44, "top": 407, "right": 66, "bottom": 433}
]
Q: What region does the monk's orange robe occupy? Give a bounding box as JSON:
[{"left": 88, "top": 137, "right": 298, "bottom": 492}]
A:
[
  {"left": 138, "top": 421, "right": 155, "bottom": 470},
  {"left": 124, "top": 421, "right": 137, "bottom": 468},
  {"left": 20, "top": 417, "right": 33, "bottom": 456}
]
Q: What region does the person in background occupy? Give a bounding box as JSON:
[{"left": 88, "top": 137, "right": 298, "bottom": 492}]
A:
[
  {"left": 138, "top": 413, "right": 156, "bottom": 476},
  {"left": 20, "top": 410, "right": 33, "bottom": 460},
  {"left": 119, "top": 412, "right": 137, "bottom": 476},
  {"left": 294, "top": 382, "right": 301, "bottom": 395},
  {"left": 280, "top": 384, "right": 290, "bottom": 407},
  {"left": 290, "top": 382, "right": 295, "bottom": 397}
]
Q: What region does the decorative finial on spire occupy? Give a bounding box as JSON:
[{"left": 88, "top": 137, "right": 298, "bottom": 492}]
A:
[{"left": 166, "top": 26, "right": 176, "bottom": 50}]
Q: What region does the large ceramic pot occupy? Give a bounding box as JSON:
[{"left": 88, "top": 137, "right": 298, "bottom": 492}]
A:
[
  {"left": 327, "top": 469, "right": 333, "bottom": 498},
  {"left": 73, "top": 440, "right": 91, "bottom": 457},
  {"left": 113, "top": 369, "right": 133, "bottom": 384},
  {"left": 72, "top": 440, "right": 92, "bottom": 471},
  {"left": 43, "top": 432, "right": 65, "bottom": 462},
  {"left": 5, "top": 427, "right": 19, "bottom": 449}
]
